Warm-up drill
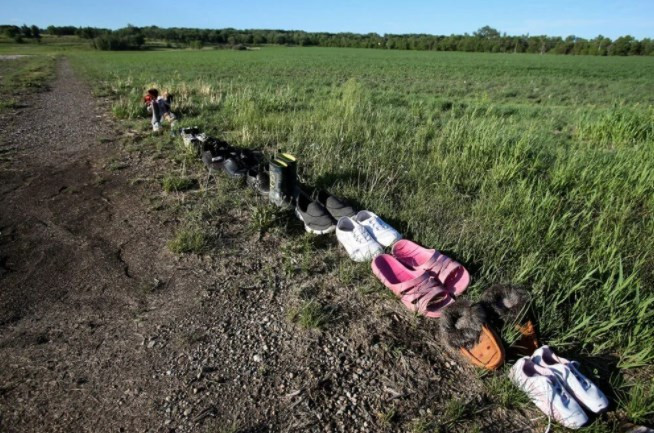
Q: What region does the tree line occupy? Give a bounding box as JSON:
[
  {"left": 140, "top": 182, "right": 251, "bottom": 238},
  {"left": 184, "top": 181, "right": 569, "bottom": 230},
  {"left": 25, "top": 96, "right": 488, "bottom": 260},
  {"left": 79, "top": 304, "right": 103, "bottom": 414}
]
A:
[{"left": 2, "top": 24, "right": 653, "bottom": 56}]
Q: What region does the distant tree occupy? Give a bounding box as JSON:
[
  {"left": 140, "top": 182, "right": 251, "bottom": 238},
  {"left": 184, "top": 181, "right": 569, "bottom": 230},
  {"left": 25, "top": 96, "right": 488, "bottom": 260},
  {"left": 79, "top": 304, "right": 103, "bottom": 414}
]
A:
[
  {"left": 31, "top": 25, "right": 40, "bottom": 41},
  {"left": 20, "top": 24, "right": 32, "bottom": 38},
  {"left": 474, "top": 26, "right": 501, "bottom": 39},
  {"left": 610, "top": 35, "right": 634, "bottom": 55}
]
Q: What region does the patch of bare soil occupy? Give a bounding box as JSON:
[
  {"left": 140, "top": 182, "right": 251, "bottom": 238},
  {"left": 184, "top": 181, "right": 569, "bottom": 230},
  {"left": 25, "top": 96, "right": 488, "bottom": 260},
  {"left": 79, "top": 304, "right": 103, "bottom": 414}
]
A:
[{"left": 0, "top": 59, "right": 537, "bottom": 432}]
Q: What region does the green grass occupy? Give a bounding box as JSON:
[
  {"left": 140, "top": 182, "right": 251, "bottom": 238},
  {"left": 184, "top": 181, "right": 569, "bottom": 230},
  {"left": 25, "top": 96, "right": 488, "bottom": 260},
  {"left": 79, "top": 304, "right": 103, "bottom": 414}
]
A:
[
  {"left": 0, "top": 54, "right": 55, "bottom": 111},
  {"left": 162, "top": 174, "right": 195, "bottom": 192},
  {"left": 67, "top": 47, "right": 654, "bottom": 368},
  {"left": 288, "top": 300, "right": 332, "bottom": 329},
  {"left": 167, "top": 224, "right": 210, "bottom": 254},
  {"left": 5, "top": 41, "right": 652, "bottom": 423}
]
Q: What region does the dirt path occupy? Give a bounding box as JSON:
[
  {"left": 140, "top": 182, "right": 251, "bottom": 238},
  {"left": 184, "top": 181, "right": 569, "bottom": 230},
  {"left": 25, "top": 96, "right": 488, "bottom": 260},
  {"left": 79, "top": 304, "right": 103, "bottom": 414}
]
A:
[{"left": 0, "top": 59, "right": 535, "bottom": 432}]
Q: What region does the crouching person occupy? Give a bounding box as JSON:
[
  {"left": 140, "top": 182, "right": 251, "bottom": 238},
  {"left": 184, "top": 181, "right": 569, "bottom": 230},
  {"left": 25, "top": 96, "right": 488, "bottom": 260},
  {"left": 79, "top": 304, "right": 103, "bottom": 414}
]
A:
[{"left": 144, "top": 88, "right": 177, "bottom": 133}]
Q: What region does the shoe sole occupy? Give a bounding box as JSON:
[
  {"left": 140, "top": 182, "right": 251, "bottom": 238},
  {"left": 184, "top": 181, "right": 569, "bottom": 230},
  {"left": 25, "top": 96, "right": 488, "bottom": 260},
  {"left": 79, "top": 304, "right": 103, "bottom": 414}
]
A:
[
  {"left": 304, "top": 224, "right": 336, "bottom": 235},
  {"left": 295, "top": 208, "right": 335, "bottom": 235}
]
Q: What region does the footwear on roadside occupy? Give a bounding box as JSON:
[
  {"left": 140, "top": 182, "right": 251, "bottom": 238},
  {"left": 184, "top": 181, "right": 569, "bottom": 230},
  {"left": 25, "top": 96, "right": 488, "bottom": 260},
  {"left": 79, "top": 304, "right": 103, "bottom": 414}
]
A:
[
  {"left": 531, "top": 346, "right": 609, "bottom": 414},
  {"left": 440, "top": 300, "right": 505, "bottom": 370},
  {"left": 510, "top": 356, "right": 589, "bottom": 430},
  {"left": 316, "top": 190, "right": 356, "bottom": 219},
  {"left": 391, "top": 240, "right": 470, "bottom": 296},
  {"left": 246, "top": 165, "right": 270, "bottom": 196},
  {"left": 295, "top": 191, "right": 336, "bottom": 234},
  {"left": 336, "top": 216, "right": 384, "bottom": 262},
  {"left": 223, "top": 156, "right": 247, "bottom": 178},
  {"left": 355, "top": 210, "right": 401, "bottom": 247},
  {"left": 202, "top": 143, "right": 235, "bottom": 174},
  {"left": 480, "top": 285, "right": 539, "bottom": 356},
  {"left": 180, "top": 126, "right": 207, "bottom": 153},
  {"left": 372, "top": 254, "right": 454, "bottom": 317},
  {"left": 269, "top": 159, "right": 293, "bottom": 209},
  {"left": 277, "top": 152, "right": 297, "bottom": 198}
]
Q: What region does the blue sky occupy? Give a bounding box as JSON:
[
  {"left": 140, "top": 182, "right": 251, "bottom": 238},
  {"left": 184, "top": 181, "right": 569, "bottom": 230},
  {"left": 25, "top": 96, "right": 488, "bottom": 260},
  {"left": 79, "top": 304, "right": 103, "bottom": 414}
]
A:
[{"left": 2, "top": 0, "right": 653, "bottom": 39}]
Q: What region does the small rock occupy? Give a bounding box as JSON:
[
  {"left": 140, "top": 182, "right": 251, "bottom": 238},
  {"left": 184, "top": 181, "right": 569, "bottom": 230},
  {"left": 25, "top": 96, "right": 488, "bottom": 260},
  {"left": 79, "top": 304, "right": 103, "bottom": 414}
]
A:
[
  {"left": 147, "top": 340, "right": 156, "bottom": 348},
  {"left": 253, "top": 354, "right": 262, "bottom": 363},
  {"left": 183, "top": 408, "right": 191, "bottom": 416}
]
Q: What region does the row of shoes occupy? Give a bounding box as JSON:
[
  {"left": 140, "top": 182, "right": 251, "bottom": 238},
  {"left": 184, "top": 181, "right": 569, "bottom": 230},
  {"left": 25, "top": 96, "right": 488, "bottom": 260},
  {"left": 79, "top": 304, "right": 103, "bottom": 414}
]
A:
[
  {"left": 181, "top": 127, "right": 404, "bottom": 263},
  {"left": 180, "top": 128, "right": 608, "bottom": 430}
]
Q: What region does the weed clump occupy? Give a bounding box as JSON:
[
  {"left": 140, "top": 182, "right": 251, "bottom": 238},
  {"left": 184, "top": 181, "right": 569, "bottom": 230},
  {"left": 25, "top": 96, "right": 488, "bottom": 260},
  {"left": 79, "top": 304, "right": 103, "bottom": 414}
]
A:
[
  {"left": 167, "top": 225, "right": 209, "bottom": 254},
  {"left": 162, "top": 175, "right": 195, "bottom": 192}
]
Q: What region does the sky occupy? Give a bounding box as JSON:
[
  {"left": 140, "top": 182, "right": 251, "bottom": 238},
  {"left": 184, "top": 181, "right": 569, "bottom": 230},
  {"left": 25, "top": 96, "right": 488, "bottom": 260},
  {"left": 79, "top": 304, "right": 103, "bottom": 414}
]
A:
[{"left": 1, "top": 0, "right": 653, "bottom": 39}]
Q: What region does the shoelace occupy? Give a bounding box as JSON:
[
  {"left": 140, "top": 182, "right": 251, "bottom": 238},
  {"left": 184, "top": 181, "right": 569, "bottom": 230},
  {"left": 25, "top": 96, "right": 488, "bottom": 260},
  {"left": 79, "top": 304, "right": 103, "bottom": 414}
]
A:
[
  {"left": 370, "top": 218, "right": 389, "bottom": 231},
  {"left": 352, "top": 227, "right": 373, "bottom": 244},
  {"left": 569, "top": 363, "right": 590, "bottom": 389}
]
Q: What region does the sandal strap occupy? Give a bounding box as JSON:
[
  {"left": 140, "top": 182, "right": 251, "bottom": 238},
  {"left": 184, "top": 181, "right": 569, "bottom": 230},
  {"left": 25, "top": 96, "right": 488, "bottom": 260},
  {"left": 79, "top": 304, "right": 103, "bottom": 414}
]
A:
[
  {"left": 399, "top": 277, "right": 449, "bottom": 314},
  {"left": 426, "top": 253, "right": 461, "bottom": 283},
  {"left": 416, "top": 286, "right": 451, "bottom": 315}
]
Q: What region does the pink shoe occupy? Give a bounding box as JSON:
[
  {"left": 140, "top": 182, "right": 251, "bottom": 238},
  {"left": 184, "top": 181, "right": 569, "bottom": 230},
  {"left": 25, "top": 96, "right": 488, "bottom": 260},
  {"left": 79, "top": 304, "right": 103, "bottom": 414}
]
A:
[
  {"left": 391, "top": 240, "right": 470, "bottom": 296},
  {"left": 372, "top": 254, "right": 454, "bottom": 318}
]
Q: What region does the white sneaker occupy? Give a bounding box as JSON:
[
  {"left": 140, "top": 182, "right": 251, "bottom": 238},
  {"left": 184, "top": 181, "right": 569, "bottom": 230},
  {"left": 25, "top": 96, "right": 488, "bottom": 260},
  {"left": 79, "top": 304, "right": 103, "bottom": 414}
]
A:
[
  {"left": 531, "top": 346, "right": 609, "bottom": 413},
  {"left": 336, "top": 217, "right": 384, "bottom": 262},
  {"left": 355, "top": 210, "right": 401, "bottom": 247},
  {"left": 152, "top": 122, "right": 162, "bottom": 133},
  {"left": 510, "top": 357, "right": 588, "bottom": 430}
]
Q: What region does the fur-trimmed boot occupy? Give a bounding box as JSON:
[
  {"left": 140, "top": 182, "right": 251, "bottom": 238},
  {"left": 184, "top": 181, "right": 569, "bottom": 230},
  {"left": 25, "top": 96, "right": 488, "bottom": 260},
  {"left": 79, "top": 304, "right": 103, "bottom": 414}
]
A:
[
  {"left": 480, "top": 285, "right": 539, "bottom": 356},
  {"left": 440, "top": 300, "right": 505, "bottom": 370}
]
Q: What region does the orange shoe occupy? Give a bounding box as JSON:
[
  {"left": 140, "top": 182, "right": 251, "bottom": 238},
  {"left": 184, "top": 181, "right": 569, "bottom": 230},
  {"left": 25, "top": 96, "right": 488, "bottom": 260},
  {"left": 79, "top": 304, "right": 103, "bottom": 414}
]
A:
[
  {"left": 460, "top": 324, "right": 505, "bottom": 370},
  {"left": 511, "top": 319, "right": 539, "bottom": 357}
]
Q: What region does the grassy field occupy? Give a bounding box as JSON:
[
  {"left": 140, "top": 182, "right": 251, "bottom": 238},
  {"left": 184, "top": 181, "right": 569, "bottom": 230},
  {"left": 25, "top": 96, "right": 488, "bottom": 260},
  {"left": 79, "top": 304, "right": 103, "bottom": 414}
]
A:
[
  {"left": 71, "top": 46, "right": 654, "bottom": 359},
  {"left": 4, "top": 43, "right": 654, "bottom": 426}
]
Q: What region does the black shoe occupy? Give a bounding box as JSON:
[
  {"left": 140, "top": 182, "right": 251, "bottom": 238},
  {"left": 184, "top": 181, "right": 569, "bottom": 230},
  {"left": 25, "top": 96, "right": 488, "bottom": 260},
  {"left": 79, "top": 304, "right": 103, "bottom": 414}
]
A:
[
  {"left": 277, "top": 152, "right": 297, "bottom": 200},
  {"left": 269, "top": 159, "right": 293, "bottom": 209},
  {"left": 223, "top": 156, "right": 247, "bottom": 178},
  {"left": 202, "top": 141, "right": 235, "bottom": 173},
  {"left": 246, "top": 165, "right": 270, "bottom": 196},
  {"left": 295, "top": 191, "right": 336, "bottom": 235},
  {"left": 316, "top": 190, "right": 356, "bottom": 219},
  {"left": 239, "top": 149, "right": 265, "bottom": 170}
]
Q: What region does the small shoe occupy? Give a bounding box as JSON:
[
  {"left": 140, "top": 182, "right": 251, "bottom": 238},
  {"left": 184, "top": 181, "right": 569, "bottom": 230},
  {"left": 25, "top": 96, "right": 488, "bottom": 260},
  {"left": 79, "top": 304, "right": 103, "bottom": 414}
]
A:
[
  {"left": 460, "top": 324, "right": 505, "bottom": 370},
  {"left": 269, "top": 159, "right": 293, "bottom": 209},
  {"left": 440, "top": 300, "right": 504, "bottom": 369},
  {"left": 391, "top": 240, "right": 470, "bottom": 296},
  {"left": 277, "top": 152, "right": 297, "bottom": 199},
  {"left": 202, "top": 145, "right": 234, "bottom": 173},
  {"left": 180, "top": 127, "right": 199, "bottom": 147},
  {"left": 480, "top": 285, "right": 539, "bottom": 356},
  {"left": 316, "top": 190, "right": 356, "bottom": 219},
  {"left": 223, "top": 156, "right": 247, "bottom": 178},
  {"left": 152, "top": 122, "right": 162, "bottom": 133},
  {"left": 372, "top": 254, "right": 453, "bottom": 317},
  {"left": 355, "top": 211, "right": 401, "bottom": 247},
  {"left": 246, "top": 166, "right": 270, "bottom": 196},
  {"left": 336, "top": 216, "right": 384, "bottom": 262},
  {"left": 510, "top": 356, "right": 589, "bottom": 430},
  {"left": 295, "top": 191, "right": 336, "bottom": 234},
  {"left": 239, "top": 149, "right": 265, "bottom": 170},
  {"left": 531, "top": 346, "right": 609, "bottom": 414}
]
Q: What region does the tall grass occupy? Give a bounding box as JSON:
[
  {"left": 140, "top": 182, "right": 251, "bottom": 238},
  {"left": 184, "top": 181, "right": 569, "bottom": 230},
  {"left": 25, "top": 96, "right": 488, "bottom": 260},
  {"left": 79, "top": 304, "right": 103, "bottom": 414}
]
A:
[{"left": 70, "top": 47, "right": 654, "bottom": 370}]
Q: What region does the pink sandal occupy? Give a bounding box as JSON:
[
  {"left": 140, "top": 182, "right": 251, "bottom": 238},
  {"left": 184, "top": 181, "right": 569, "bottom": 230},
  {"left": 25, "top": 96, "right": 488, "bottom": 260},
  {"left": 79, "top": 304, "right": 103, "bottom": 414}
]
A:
[
  {"left": 372, "top": 254, "right": 454, "bottom": 318},
  {"left": 391, "top": 240, "right": 470, "bottom": 296}
]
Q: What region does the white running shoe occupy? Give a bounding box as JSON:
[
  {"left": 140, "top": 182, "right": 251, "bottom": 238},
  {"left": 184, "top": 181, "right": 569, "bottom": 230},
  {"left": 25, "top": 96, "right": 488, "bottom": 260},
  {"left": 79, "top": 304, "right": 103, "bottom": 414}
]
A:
[
  {"left": 355, "top": 210, "right": 401, "bottom": 247},
  {"left": 153, "top": 122, "right": 162, "bottom": 133},
  {"left": 336, "top": 217, "right": 384, "bottom": 262},
  {"left": 531, "top": 346, "right": 609, "bottom": 414},
  {"left": 510, "top": 356, "right": 588, "bottom": 430}
]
